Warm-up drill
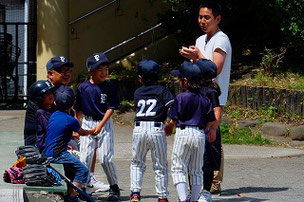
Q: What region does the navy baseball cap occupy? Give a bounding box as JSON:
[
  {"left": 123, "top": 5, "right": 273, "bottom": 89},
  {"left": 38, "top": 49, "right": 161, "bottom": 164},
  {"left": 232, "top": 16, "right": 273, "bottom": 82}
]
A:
[
  {"left": 171, "top": 61, "right": 202, "bottom": 81},
  {"left": 46, "top": 56, "right": 73, "bottom": 71},
  {"left": 86, "top": 52, "right": 109, "bottom": 71},
  {"left": 54, "top": 85, "right": 75, "bottom": 110},
  {"left": 195, "top": 58, "right": 217, "bottom": 79},
  {"left": 137, "top": 59, "right": 160, "bottom": 78}
]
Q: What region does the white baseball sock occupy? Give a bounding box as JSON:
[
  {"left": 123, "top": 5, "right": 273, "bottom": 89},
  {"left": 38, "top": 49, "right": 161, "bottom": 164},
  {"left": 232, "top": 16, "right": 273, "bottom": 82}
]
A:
[
  {"left": 176, "top": 182, "right": 187, "bottom": 201},
  {"left": 191, "top": 185, "right": 202, "bottom": 201}
]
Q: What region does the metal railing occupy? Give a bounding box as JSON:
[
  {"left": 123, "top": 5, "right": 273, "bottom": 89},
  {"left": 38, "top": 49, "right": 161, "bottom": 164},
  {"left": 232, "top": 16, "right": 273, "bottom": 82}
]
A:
[
  {"left": 69, "top": 0, "right": 168, "bottom": 64},
  {"left": 104, "top": 22, "right": 163, "bottom": 55},
  {"left": 0, "top": 22, "right": 36, "bottom": 107},
  {"left": 69, "top": 0, "right": 119, "bottom": 25}
]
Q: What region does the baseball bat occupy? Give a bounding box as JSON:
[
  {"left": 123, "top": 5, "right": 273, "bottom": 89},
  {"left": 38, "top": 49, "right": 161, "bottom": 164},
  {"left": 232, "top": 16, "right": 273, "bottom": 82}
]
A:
[{"left": 46, "top": 163, "right": 96, "bottom": 202}]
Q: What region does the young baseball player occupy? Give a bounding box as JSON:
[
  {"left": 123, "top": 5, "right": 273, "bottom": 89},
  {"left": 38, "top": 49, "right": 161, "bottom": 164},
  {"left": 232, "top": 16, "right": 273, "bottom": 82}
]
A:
[
  {"left": 27, "top": 80, "right": 55, "bottom": 152},
  {"left": 44, "top": 85, "right": 96, "bottom": 201},
  {"left": 195, "top": 58, "right": 221, "bottom": 202},
  {"left": 165, "top": 61, "right": 216, "bottom": 202},
  {"left": 129, "top": 59, "right": 174, "bottom": 202},
  {"left": 74, "top": 52, "right": 121, "bottom": 201}
]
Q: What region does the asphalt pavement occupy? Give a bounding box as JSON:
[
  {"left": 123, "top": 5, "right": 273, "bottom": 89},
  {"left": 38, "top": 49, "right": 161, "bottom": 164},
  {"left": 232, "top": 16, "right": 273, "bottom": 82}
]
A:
[{"left": 0, "top": 110, "right": 304, "bottom": 202}]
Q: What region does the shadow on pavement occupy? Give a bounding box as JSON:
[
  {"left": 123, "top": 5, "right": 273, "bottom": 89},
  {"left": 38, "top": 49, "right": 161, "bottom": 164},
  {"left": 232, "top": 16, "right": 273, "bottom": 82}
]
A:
[
  {"left": 220, "top": 186, "right": 289, "bottom": 196},
  {"left": 214, "top": 197, "right": 268, "bottom": 201}
]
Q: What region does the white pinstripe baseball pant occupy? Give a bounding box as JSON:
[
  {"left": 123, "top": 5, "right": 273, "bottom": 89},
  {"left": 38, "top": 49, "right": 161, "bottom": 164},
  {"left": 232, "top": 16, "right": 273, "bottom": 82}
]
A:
[
  {"left": 80, "top": 116, "right": 118, "bottom": 185},
  {"left": 130, "top": 121, "right": 169, "bottom": 198},
  {"left": 171, "top": 126, "right": 205, "bottom": 186}
]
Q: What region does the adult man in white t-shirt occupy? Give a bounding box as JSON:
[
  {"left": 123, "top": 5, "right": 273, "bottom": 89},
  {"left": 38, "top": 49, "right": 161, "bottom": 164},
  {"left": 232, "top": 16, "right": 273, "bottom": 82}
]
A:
[{"left": 180, "top": 0, "right": 232, "bottom": 197}]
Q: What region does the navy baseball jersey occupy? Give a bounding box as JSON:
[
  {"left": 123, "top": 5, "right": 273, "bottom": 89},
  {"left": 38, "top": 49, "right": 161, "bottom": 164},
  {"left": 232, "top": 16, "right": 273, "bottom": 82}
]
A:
[
  {"left": 24, "top": 101, "right": 39, "bottom": 145},
  {"left": 74, "top": 80, "right": 120, "bottom": 117},
  {"left": 168, "top": 90, "right": 215, "bottom": 128},
  {"left": 201, "top": 87, "right": 220, "bottom": 109},
  {"left": 134, "top": 85, "right": 174, "bottom": 122},
  {"left": 35, "top": 108, "right": 53, "bottom": 152},
  {"left": 44, "top": 110, "right": 80, "bottom": 157}
]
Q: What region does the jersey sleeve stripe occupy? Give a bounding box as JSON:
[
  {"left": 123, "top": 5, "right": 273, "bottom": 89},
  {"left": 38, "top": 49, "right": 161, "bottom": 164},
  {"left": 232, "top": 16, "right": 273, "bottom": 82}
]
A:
[{"left": 165, "top": 99, "right": 174, "bottom": 107}]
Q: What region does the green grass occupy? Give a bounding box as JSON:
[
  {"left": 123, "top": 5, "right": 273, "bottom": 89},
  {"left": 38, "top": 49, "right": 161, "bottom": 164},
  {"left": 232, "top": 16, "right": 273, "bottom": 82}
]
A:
[
  {"left": 221, "top": 123, "right": 272, "bottom": 145},
  {"left": 225, "top": 105, "right": 304, "bottom": 125},
  {"left": 233, "top": 71, "right": 304, "bottom": 90}
]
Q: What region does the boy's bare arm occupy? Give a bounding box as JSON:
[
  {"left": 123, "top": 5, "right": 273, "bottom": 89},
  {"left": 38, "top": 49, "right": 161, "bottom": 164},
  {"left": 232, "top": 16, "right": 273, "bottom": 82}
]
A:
[
  {"left": 206, "top": 120, "right": 216, "bottom": 143},
  {"left": 93, "top": 109, "right": 114, "bottom": 135},
  {"left": 213, "top": 106, "right": 222, "bottom": 129},
  {"left": 73, "top": 110, "right": 83, "bottom": 139},
  {"left": 75, "top": 110, "right": 82, "bottom": 122},
  {"left": 77, "top": 127, "right": 96, "bottom": 136},
  {"left": 165, "top": 119, "right": 177, "bottom": 136}
]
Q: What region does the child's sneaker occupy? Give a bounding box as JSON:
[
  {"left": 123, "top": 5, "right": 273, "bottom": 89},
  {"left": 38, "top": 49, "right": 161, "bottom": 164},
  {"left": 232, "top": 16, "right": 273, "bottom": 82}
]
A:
[
  {"left": 130, "top": 192, "right": 141, "bottom": 202},
  {"left": 107, "top": 184, "right": 120, "bottom": 201},
  {"left": 88, "top": 173, "right": 110, "bottom": 192},
  {"left": 198, "top": 190, "right": 212, "bottom": 202},
  {"left": 158, "top": 198, "right": 168, "bottom": 202}
]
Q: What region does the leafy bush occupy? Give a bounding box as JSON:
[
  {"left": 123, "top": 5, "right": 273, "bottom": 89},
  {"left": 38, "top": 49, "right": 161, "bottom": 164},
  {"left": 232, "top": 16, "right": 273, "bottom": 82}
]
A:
[
  {"left": 118, "top": 100, "right": 134, "bottom": 113},
  {"left": 260, "top": 47, "right": 286, "bottom": 74},
  {"left": 276, "top": 0, "right": 304, "bottom": 42}
]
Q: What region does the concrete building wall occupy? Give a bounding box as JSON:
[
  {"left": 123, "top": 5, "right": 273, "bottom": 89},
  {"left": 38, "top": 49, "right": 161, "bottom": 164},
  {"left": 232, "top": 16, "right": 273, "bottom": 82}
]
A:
[
  {"left": 37, "top": 0, "right": 169, "bottom": 84},
  {"left": 36, "top": 0, "right": 69, "bottom": 80},
  {"left": 68, "top": 0, "right": 167, "bottom": 85}
]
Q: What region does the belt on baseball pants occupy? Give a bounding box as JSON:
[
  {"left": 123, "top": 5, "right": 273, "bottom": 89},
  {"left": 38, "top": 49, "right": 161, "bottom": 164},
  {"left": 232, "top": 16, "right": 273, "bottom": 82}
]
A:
[
  {"left": 179, "top": 125, "right": 203, "bottom": 130},
  {"left": 84, "top": 115, "right": 104, "bottom": 121},
  {"left": 135, "top": 121, "right": 162, "bottom": 127}
]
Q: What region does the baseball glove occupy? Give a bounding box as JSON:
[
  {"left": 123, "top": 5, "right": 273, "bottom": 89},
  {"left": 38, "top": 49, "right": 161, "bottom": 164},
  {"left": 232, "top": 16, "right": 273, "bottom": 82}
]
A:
[
  {"left": 22, "top": 164, "right": 56, "bottom": 186},
  {"left": 15, "top": 145, "right": 46, "bottom": 164}
]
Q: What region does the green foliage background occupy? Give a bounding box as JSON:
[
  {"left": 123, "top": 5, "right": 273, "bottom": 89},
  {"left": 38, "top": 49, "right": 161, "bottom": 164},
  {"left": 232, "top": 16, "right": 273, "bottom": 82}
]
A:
[{"left": 160, "top": 0, "right": 304, "bottom": 71}]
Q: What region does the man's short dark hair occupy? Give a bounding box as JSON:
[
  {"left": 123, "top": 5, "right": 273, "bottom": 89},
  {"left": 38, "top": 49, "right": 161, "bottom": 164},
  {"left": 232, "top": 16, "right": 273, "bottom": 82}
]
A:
[{"left": 199, "top": 0, "right": 222, "bottom": 17}]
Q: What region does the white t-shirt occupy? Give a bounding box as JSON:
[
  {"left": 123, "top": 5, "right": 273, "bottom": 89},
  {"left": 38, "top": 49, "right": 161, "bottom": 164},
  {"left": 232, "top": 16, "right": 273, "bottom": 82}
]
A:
[{"left": 196, "top": 30, "right": 232, "bottom": 106}]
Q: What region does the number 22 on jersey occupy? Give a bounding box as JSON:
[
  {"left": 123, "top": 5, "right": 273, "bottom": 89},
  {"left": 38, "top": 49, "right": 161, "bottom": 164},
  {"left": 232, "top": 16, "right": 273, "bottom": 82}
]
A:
[{"left": 136, "top": 99, "right": 157, "bottom": 117}]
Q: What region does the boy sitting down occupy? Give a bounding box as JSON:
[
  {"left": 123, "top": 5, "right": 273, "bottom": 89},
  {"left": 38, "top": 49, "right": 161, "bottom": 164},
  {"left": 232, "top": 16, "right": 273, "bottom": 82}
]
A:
[{"left": 43, "top": 85, "right": 97, "bottom": 201}]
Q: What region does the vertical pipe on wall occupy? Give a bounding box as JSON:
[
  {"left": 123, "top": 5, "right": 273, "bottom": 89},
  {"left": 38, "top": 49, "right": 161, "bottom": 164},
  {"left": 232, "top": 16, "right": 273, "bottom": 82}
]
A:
[{"left": 24, "top": 0, "right": 29, "bottom": 98}]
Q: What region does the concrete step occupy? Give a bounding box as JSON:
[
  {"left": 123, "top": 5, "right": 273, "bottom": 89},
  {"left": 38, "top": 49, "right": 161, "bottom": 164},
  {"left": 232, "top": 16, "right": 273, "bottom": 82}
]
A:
[{"left": 0, "top": 186, "right": 24, "bottom": 202}]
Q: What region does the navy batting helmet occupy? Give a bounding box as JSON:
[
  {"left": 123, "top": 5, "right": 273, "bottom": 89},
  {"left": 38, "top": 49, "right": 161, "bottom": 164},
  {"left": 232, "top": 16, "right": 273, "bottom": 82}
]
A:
[{"left": 28, "top": 80, "right": 54, "bottom": 105}]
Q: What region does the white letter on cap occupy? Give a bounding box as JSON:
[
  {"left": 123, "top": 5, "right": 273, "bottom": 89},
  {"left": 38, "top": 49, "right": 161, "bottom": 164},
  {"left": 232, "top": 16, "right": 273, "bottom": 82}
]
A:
[
  {"left": 60, "top": 56, "right": 65, "bottom": 62},
  {"left": 94, "top": 55, "right": 100, "bottom": 61}
]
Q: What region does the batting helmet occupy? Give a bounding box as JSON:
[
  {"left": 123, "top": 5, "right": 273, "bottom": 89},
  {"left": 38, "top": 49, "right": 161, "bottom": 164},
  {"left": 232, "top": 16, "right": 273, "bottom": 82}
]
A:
[{"left": 28, "top": 80, "right": 54, "bottom": 105}]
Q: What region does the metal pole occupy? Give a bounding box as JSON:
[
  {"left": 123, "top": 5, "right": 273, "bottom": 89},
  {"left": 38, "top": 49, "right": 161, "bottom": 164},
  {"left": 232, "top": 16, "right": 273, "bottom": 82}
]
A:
[
  {"left": 24, "top": 0, "right": 29, "bottom": 100},
  {"left": 104, "top": 22, "right": 162, "bottom": 54},
  {"left": 69, "top": 0, "right": 118, "bottom": 25}
]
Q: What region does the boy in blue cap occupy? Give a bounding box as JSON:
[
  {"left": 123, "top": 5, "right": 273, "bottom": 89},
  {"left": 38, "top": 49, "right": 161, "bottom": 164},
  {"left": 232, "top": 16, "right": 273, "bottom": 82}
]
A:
[
  {"left": 165, "top": 61, "right": 216, "bottom": 202},
  {"left": 74, "top": 52, "right": 121, "bottom": 201},
  {"left": 196, "top": 58, "right": 222, "bottom": 202},
  {"left": 129, "top": 59, "right": 174, "bottom": 202},
  {"left": 44, "top": 85, "right": 97, "bottom": 201}
]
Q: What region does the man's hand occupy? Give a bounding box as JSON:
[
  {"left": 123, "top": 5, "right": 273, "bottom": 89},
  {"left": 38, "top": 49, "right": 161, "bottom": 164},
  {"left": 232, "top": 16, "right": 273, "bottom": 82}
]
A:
[{"left": 179, "top": 46, "right": 205, "bottom": 62}]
